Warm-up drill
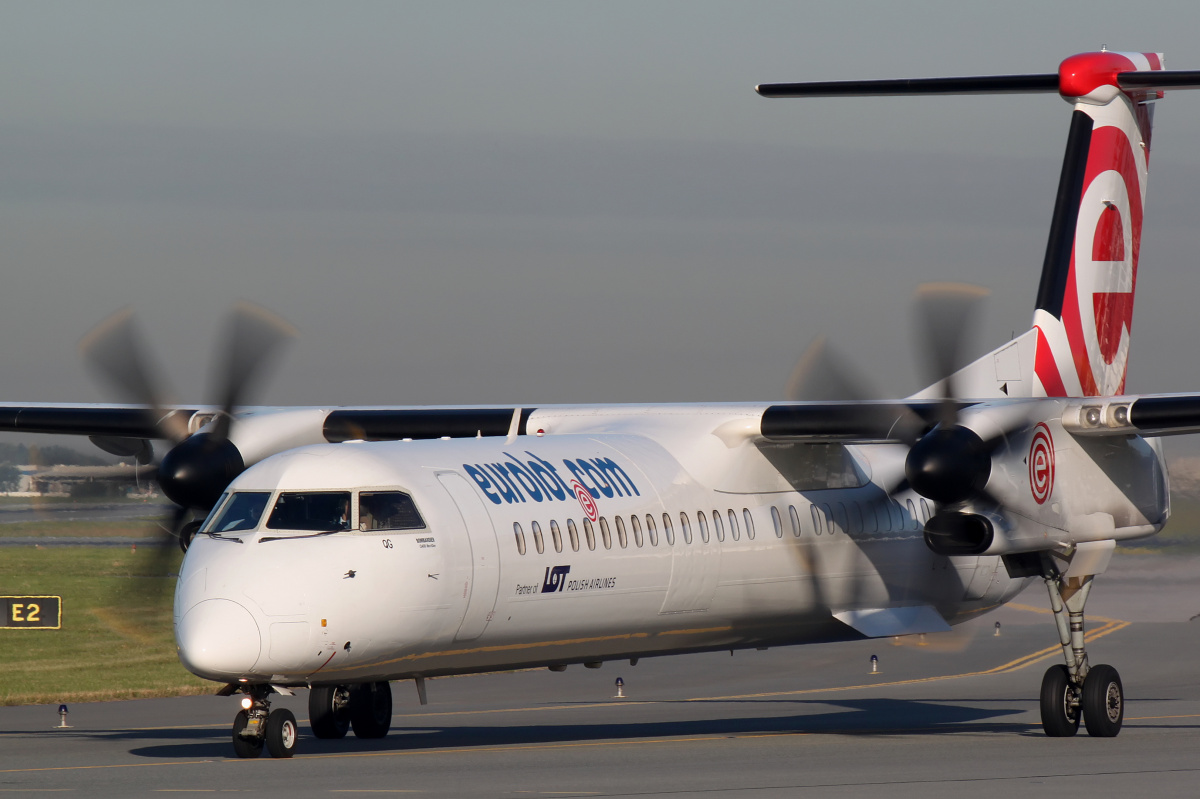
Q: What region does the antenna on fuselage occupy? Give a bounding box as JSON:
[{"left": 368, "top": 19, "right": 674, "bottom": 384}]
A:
[{"left": 505, "top": 408, "right": 522, "bottom": 444}]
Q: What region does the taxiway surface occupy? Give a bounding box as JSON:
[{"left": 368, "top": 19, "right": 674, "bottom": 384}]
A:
[{"left": 2, "top": 554, "right": 1200, "bottom": 797}]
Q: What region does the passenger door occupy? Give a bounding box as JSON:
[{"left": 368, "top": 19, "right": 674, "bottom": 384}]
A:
[{"left": 438, "top": 472, "right": 500, "bottom": 641}]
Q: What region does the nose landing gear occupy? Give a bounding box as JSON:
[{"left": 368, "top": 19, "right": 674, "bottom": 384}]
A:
[{"left": 231, "top": 685, "right": 299, "bottom": 758}]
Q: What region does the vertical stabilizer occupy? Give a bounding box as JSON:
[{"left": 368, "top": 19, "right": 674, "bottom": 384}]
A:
[
  {"left": 757, "top": 51, "right": 1200, "bottom": 399},
  {"left": 1032, "top": 51, "right": 1164, "bottom": 397}
]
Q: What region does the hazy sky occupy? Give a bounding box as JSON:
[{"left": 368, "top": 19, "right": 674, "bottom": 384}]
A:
[{"left": 4, "top": 1, "right": 1200, "bottom": 422}]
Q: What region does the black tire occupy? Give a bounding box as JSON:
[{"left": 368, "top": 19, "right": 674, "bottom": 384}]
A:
[
  {"left": 1082, "top": 664, "right": 1123, "bottom": 737},
  {"left": 350, "top": 681, "right": 392, "bottom": 739},
  {"left": 1040, "top": 664, "right": 1080, "bottom": 737},
  {"left": 231, "top": 710, "right": 264, "bottom": 759},
  {"left": 265, "top": 708, "right": 299, "bottom": 758},
  {"left": 308, "top": 685, "right": 351, "bottom": 739}
]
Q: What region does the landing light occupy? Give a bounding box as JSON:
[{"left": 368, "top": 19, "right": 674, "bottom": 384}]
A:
[{"left": 241, "top": 697, "right": 253, "bottom": 710}]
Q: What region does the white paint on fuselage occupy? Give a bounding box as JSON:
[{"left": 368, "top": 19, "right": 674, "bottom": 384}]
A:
[{"left": 173, "top": 406, "right": 1031, "bottom": 686}]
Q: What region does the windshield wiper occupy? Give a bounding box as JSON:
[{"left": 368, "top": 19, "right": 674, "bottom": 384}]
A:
[
  {"left": 204, "top": 531, "right": 245, "bottom": 543},
  {"left": 258, "top": 528, "right": 344, "bottom": 544}
]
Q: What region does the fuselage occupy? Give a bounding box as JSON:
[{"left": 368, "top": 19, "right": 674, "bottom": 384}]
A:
[{"left": 172, "top": 404, "right": 1052, "bottom": 686}]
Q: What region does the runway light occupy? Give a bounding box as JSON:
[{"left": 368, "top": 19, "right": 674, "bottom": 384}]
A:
[
  {"left": 55, "top": 704, "right": 71, "bottom": 729},
  {"left": 614, "top": 677, "right": 625, "bottom": 699},
  {"left": 241, "top": 697, "right": 253, "bottom": 710},
  {"left": 994, "top": 621, "right": 1002, "bottom": 637},
  {"left": 870, "top": 655, "right": 879, "bottom": 674}
]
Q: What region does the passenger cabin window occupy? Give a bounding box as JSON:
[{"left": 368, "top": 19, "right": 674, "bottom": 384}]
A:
[
  {"left": 514, "top": 522, "right": 526, "bottom": 555},
  {"left": 712, "top": 510, "right": 724, "bottom": 542},
  {"left": 532, "top": 520, "right": 545, "bottom": 554},
  {"left": 550, "top": 520, "right": 563, "bottom": 553},
  {"left": 789, "top": 505, "right": 802, "bottom": 537},
  {"left": 631, "top": 515, "right": 643, "bottom": 547},
  {"left": 680, "top": 512, "right": 692, "bottom": 544},
  {"left": 615, "top": 516, "right": 628, "bottom": 548},
  {"left": 743, "top": 508, "right": 755, "bottom": 540},
  {"left": 663, "top": 513, "right": 675, "bottom": 545},
  {"left": 844, "top": 501, "right": 864, "bottom": 532},
  {"left": 567, "top": 518, "right": 580, "bottom": 552},
  {"left": 771, "top": 506, "right": 783, "bottom": 538},
  {"left": 584, "top": 518, "right": 596, "bottom": 550},
  {"left": 697, "top": 511, "right": 709, "bottom": 543},
  {"left": 206, "top": 491, "right": 271, "bottom": 534},
  {"left": 600, "top": 517, "right": 612, "bottom": 549},
  {"left": 835, "top": 503, "right": 854, "bottom": 535},
  {"left": 359, "top": 492, "right": 425, "bottom": 531},
  {"left": 728, "top": 509, "right": 740, "bottom": 541},
  {"left": 266, "top": 491, "right": 353, "bottom": 532},
  {"left": 646, "top": 514, "right": 658, "bottom": 546},
  {"left": 906, "top": 499, "right": 919, "bottom": 530},
  {"left": 809, "top": 505, "right": 823, "bottom": 535}
]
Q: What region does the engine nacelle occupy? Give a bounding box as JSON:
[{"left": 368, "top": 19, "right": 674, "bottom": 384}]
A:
[
  {"left": 923, "top": 511, "right": 1000, "bottom": 556},
  {"left": 923, "top": 509, "right": 1067, "bottom": 557}
]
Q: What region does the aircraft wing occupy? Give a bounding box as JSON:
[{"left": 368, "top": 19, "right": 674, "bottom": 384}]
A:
[
  {"left": 1060, "top": 394, "right": 1200, "bottom": 437},
  {"left": 5, "top": 394, "right": 1200, "bottom": 448},
  {"left": 0, "top": 403, "right": 539, "bottom": 442},
  {"left": 760, "top": 393, "right": 1200, "bottom": 443}
]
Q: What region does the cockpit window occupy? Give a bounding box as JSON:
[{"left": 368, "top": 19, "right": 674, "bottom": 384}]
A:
[
  {"left": 359, "top": 492, "right": 425, "bottom": 531},
  {"left": 206, "top": 492, "right": 272, "bottom": 533},
  {"left": 266, "top": 492, "right": 353, "bottom": 532}
]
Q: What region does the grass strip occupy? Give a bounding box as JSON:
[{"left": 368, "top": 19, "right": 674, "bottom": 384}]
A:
[{"left": 0, "top": 545, "right": 215, "bottom": 706}]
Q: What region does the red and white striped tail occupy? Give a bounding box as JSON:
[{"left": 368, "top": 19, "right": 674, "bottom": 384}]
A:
[
  {"left": 1032, "top": 51, "right": 1166, "bottom": 398},
  {"left": 758, "top": 50, "right": 1200, "bottom": 399}
]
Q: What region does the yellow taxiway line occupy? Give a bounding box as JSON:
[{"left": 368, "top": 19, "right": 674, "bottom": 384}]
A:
[{"left": 0, "top": 616, "right": 1145, "bottom": 776}]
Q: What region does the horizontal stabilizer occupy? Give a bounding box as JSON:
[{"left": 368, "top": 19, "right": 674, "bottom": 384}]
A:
[
  {"left": 1118, "top": 70, "right": 1200, "bottom": 91},
  {"left": 833, "top": 606, "right": 952, "bottom": 638},
  {"left": 757, "top": 74, "right": 1059, "bottom": 98}
]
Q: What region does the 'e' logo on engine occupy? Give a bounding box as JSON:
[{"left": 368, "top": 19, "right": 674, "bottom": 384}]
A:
[{"left": 1029, "top": 423, "right": 1055, "bottom": 505}]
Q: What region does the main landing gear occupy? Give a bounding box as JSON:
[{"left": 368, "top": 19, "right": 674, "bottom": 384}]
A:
[
  {"left": 1037, "top": 563, "right": 1123, "bottom": 737},
  {"left": 308, "top": 682, "right": 392, "bottom": 740},
  {"left": 230, "top": 682, "right": 392, "bottom": 758}
]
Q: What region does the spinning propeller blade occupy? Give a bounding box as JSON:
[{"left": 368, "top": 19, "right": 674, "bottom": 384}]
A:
[{"left": 81, "top": 303, "right": 296, "bottom": 554}]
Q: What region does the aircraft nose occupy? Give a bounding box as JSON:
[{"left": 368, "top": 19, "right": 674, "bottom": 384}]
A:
[{"left": 176, "top": 599, "right": 262, "bottom": 679}]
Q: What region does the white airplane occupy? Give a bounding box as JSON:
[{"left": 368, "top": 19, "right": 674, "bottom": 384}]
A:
[{"left": 7, "top": 49, "right": 1200, "bottom": 758}]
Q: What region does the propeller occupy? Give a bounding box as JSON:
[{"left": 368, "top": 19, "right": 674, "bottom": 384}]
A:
[
  {"left": 82, "top": 303, "right": 295, "bottom": 553},
  {"left": 786, "top": 283, "right": 1028, "bottom": 554}
]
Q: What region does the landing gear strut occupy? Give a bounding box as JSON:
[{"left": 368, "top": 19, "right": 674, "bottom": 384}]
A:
[
  {"left": 1038, "top": 563, "right": 1123, "bottom": 737},
  {"left": 231, "top": 685, "right": 298, "bottom": 758}
]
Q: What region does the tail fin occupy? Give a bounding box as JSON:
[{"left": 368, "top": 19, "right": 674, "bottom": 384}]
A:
[
  {"left": 1032, "top": 51, "right": 1164, "bottom": 397},
  {"left": 759, "top": 50, "right": 1200, "bottom": 399}
]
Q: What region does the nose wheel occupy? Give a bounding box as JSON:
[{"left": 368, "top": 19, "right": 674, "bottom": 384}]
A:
[{"left": 231, "top": 685, "right": 298, "bottom": 759}]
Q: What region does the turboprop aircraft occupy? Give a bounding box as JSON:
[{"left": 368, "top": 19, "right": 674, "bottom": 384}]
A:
[{"left": 6, "top": 49, "right": 1200, "bottom": 758}]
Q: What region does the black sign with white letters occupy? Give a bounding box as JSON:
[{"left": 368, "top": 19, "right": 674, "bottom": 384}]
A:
[{"left": 1, "top": 596, "right": 61, "bottom": 629}]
